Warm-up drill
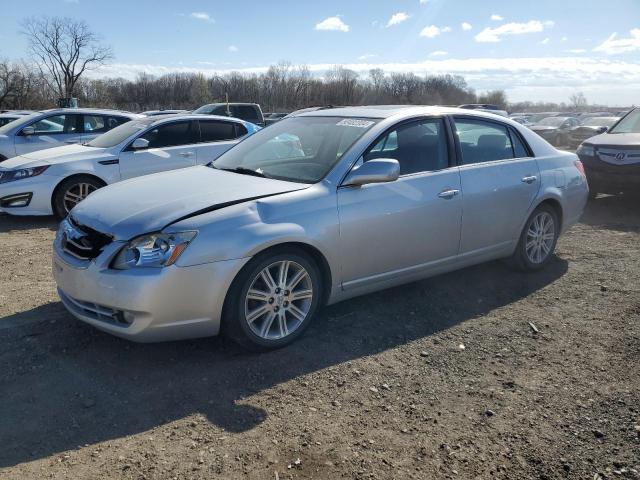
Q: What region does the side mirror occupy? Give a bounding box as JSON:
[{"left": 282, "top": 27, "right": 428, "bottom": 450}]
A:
[
  {"left": 342, "top": 159, "right": 400, "bottom": 187},
  {"left": 21, "top": 126, "right": 35, "bottom": 136},
  {"left": 597, "top": 126, "right": 608, "bottom": 134},
  {"left": 131, "top": 138, "right": 149, "bottom": 150}
]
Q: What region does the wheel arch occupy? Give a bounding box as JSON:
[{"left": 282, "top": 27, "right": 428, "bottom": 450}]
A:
[
  {"left": 246, "top": 241, "right": 334, "bottom": 307},
  {"left": 50, "top": 173, "right": 108, "bottom": 213},
  {"left": 534, "top": 196, "right": 564, "bottom": 231}
]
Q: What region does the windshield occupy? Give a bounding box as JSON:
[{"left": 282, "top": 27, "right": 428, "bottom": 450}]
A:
[
  {"left": 212, "top": 116, "right": 379, "bottom": 183},
  {"left": 86, "top": 120, "right": 146, "bottom": 148},
  {"left": 537, "top": 117, "right": 565, "bottom": 127},
  {"left": 609, "top": 109, "right": 640, "bottom": 134},
  {"left": 0, "top": 112, "right": 41, "bottom": 134}
]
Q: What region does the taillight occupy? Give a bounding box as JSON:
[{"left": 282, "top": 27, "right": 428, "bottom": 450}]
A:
[{"left": 574, "top": 160, "right": 586, "bottom": 178}]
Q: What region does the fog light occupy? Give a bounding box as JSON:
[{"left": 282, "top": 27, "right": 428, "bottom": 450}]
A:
[{"left": 0, "top": 192, "right": 32, "bottom": 208}]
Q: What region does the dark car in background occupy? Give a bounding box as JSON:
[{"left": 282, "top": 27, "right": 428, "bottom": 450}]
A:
[
  {"left": 568, "top": 117, "right": 619, "bottom": 149},
  {"left": 577, "top": 108, "right": 640, "bottom": 198},
  {"left": 530, "top": 116, "right": 580, "bottom": 147},
  {"left": 193, "top": 102, "right": 265, "bottom": 127}
]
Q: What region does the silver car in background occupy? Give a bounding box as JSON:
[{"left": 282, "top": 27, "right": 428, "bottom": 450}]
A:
[
  {"left": 0, "top": 108, "right": 141, "bottom": 161},
  {"left": 52, "top": 106, "right": 588, "bottom": 350}
]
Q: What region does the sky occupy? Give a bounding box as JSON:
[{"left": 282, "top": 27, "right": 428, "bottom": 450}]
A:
[{"left": 0, "top": 0, "right": 639, "bottom": 105}]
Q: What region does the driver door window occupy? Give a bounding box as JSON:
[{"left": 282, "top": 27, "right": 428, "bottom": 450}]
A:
[
  {"left": 119, "top": 121, "right": 197, "bottom": 180},
  {"left": 364, "top": 119, "right": 449, "bottom": 175},
  {"left": 31, "top": 114, "right": 79, "bottom": 135}
]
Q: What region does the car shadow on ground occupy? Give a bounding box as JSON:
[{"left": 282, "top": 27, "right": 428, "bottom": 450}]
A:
[
  {"left": 581, "top": 194, "right": 640, "bottom": 232},
  {"left": 0, "top": 213, "right": 58, "bottom": 233},
  {"left": 0, "top": 257, "right": 568, "bottom": 467}
]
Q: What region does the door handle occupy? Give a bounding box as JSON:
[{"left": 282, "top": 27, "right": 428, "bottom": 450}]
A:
[
  {"left": 438, "top": 189, "right": 460, "bottom": 199},
  {"left": 521, "top": 175, "right": 537, "bottom": 184},
  {"left": 179, "top": 151, "right": 195, "bottom": 157}
]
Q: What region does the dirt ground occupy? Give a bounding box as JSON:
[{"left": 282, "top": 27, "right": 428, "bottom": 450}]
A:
[{"left": 0, "top": 194, "right": 639, "bottom": 480}]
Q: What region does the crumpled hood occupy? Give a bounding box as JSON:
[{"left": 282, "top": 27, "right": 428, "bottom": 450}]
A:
[
  {"left": 586, "top": 132, "right": 640, "bottom": 147},
  {"left": 0, "top": 144, "right": 113, "bottom": 169},
  {"left": 71, "top": 166, "right": 309, "bottom": 240}
]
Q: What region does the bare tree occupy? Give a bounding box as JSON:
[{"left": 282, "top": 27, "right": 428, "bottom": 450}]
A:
[
  {"left": 569, "top": 92, "right": 588, "bottom": 110},
  {"left": 22, "top": 16, "right": 112, "bottom": 99}
]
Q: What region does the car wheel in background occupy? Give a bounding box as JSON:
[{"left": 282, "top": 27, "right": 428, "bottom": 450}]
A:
[
  {"left": 52, "top": 175, "right": 106, "bottom": 219},
  {"left": 223, "top": 248, "right": 322, "bottom": 351},
  {"left": 509, "top": 204, "right": 559, "bottom": 272}
]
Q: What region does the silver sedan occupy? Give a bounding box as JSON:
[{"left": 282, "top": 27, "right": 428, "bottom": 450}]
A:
[{"left": 52, "top": 106, "right": 589, "bottom": 350}]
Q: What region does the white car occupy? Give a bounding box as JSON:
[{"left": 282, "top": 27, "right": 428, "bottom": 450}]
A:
[
  {"left": 0, "top": 111, "right": 33, "bottom": 128},
  {"left": 0, "top": 114, "right": 260, "bottom": 218},
  {"left": 0, "top": 108, "right": 141, "bottom": 161}
]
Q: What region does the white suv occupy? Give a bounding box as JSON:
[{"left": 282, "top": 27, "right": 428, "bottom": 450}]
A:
[{"left": 0, "top": 108, "right": 141, "bottom": 161}]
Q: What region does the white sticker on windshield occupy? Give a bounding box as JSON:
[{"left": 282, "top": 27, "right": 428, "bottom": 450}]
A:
[{"left": 336, "top": 119, "right": 375, "bottom": 128}]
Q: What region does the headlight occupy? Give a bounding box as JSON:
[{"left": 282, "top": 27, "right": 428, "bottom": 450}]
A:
[
  {"left": 0, "top": 165, "right": 49, "bottom": 184},
  {"left": 111, "top": 231, "right": 197, "bottom": 270},
  {"left": 576, "top": 144, "right": 595, "bottom": 157}
]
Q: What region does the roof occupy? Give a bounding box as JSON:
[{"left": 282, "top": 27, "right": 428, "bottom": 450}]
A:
[
  {"left": 295, "top": 105, "right": 512, "bottom": 120},
  {"left": 39, "top": 108, "right": 141, "bottom": 117},
  {"left": 134, "top": 113, "right": 252, "bottom": 127}
]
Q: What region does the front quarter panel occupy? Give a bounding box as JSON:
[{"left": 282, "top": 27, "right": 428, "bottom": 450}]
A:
[{"left": 169, "top": 183, "right": 341, "bottom": 295}]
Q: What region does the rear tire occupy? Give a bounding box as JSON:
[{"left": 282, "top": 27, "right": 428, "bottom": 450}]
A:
[
  {"left": 222, "top": 248, "right": 322, "bottom": 351},
  {"left": 509, "top": 204, "right": 559, "bottom": 272},
  {"left": 52, "top": 175, "right": 105, "bottom": 219}
]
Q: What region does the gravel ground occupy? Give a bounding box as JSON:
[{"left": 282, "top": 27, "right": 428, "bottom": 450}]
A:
[{"left": 0, "top": 194, "right": 639, "bottom": 480}]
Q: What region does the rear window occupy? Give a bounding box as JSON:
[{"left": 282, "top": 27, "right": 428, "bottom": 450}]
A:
[{"left": 231, "top": 105, "right": 261, "bottom": 123}]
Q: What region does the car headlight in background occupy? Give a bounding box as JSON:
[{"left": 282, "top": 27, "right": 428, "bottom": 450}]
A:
[
  {"left": 0, "top": 165, "right": 50, "bottom": 184},
  {"left": 111, "top": 231, "right": 197, "bottom": 269},
  {"left": 576, "top": 144, "right": 595, "bottom": 157}
]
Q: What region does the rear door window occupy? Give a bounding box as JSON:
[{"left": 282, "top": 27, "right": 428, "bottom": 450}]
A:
[
  {"left": 454, "top": 118, "right": 515, "bottom": 164},
  {"left": 199, "top": 120, "right": 238, "bottom": 142}
]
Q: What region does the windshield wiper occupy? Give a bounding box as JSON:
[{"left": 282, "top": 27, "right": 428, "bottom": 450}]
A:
[{"left": 214, "top": 166, "right": 269, "bottom": 178}]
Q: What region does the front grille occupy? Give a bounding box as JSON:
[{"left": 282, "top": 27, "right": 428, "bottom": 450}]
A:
[
  {"left": 597, "top": 148, "right": 640, "bottom": 166},
  {"left": 60, "top": 217, "right": 113, "bottom": 261},
  {"left": 58, "top": 289, "right": 129, "bottom": 326}
]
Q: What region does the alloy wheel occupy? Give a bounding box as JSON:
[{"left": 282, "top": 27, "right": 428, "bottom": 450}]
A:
[
  {"left": 63, "top": 182, "right": 98, "bottom": 214},
  {"left": 244, "top": 260, "right": 313, "bottom": 340},
  {"left": 525, "top": 211, "right": 555, "bottom": 264}
]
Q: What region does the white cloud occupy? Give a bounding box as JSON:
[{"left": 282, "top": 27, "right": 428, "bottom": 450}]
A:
[
  {"left": 540, "top": 37, "right": 550, "bottom": 45},
  {"left": 490, "top": 14, "right": 504, "bottom": 21},
  {"left": 461, "top": 22, "right": 472, "bottom": 31},
  {"left": 565, "top": 48, "right": 586, "bottom": 54},
  {"left": 429, "top": 51, "right": 448, "bottom": 57},
  {"left": 358, "top": 54, "right": 378, "bottom": 60},
  {"left": 315, "top": 16, "right": 349, "bottom": 32},
  {"left": 594, "top": 29, "right": 640, "bottom": 55},
  {"left": 89, "top": 56, "right": 640, "bottom": 104},
  {"left": 420, "top": 25, "right": 450, "bottom": 38},
  {"left": 475, "top": 20, "right": 554, "bottom": 43},
  {"left": 190, "top": 12, "right": 214, "bottom": 23},
  {"left": 561, "top": 36, "right": 568, "bottom": 41},
  {"left": 387, "top": 12, "right": 410, "bottom": 27},
  {"left": 419, "top": 0, "right": 428, "bottom": 4},
  {"left": 228, "top": 45, "right": 238, "bottom": 52}
]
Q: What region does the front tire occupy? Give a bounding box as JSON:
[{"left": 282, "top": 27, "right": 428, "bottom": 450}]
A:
[
  {"left": 223, "top": 248, "right": 322, "bottom": 351},
  {"left": 509, "top": 204, "right": 559, "bottom": 272},
  {"left": 52, "top": 175, "right": 105, "bottom": 219}
]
